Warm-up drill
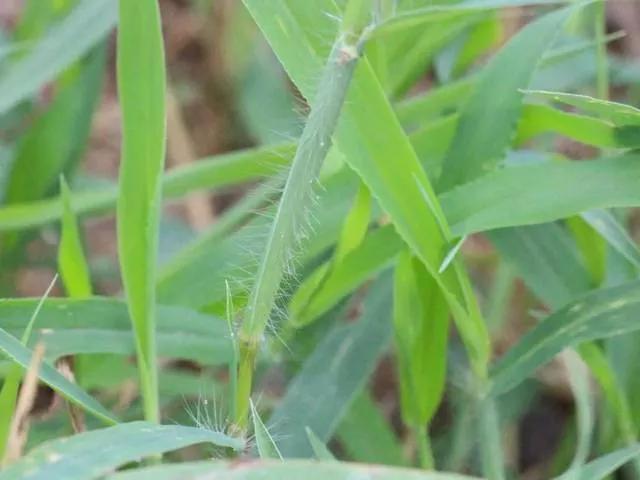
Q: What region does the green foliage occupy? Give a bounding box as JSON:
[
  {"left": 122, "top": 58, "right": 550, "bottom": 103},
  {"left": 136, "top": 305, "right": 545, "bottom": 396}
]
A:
[
  {"left": 116, "top": 0, "right": 167, "bottom": 423},
  {"left": 3, "top": 0, "right": 640, "bottom": 478}
]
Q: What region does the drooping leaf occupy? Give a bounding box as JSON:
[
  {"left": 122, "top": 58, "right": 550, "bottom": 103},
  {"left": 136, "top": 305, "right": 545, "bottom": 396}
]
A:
[
  {"left": 490, "top": 279, "right": 640, "bottom": 396},
  {"left": 0, "top": 422, "right": 243, "bottom": 480},
  {"left": 526, "top": 89, "right": 640, "bottom": 126},
  {"left": 0, "top": 328, "right": 117, "bottom": 425},
  {"left": 554, "top": 444, "right": 640, "bottom": 480},
  {"left": 0, "top": 298, "right": 233, "bottom": 365}
]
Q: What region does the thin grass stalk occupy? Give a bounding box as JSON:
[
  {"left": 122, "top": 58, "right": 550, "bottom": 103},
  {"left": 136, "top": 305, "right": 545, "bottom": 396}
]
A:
[
  {"left": 116, "top": 0, "right": 166, "bottom": 424},
  {"left": 233, "top": 1, "right": 373, "bottom": 433}
]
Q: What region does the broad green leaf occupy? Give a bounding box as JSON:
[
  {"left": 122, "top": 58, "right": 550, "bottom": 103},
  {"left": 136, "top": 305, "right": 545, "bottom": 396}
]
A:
[
  {"left": 0, "top": 0, "right": 116, "bottom": 116},
  {"left": 0, "top": 298, "right": 233, "bottom": 365},
  {"left": 336, "top": 392, "right": 407, "bottom": 466},
  {"left": 438, "top": 5, "right": 574, "bottom": 190},
  {"left": 58, "top": 177, "right": 92, "bottom": 298},
  {"left": 268, "top": 274, "right": 394, "bottom": 458},
  {"left": 0, "top": 327, "right": 117, "bottom": 425},
  {"left": 442, "top": 154, "right": 640, "bottom": 237},
  {"left": 251, "top": 400, "right": 282, "bottom": 460},
  {"left": 0, "top": 422, "right": 243, "bottom": 480},
  {"left": 394, "top": 251, "right": 448, "bottom": 427},
  {"left": 490, "top": 278, "right": 640, "bottom": 396},
  {"left": 107, "top": 460, "right": 480, "bottom": 480},
  {"left": 526, "top": 89, "right": 640, "bottom": 125},
  {"left": 116, "top": 0, "right": 166, "bottom": 423}
]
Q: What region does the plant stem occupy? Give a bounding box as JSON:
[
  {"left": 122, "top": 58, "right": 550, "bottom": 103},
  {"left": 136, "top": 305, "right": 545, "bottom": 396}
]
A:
[
  {"left": 479, "top": 393, "right": 505, "bottom": 480},
  {"left": 232, "top": 0, "right": 372, "bottom": 434},
  {"left": 415, "top": 425, "right": 434, "bottom": 470}
]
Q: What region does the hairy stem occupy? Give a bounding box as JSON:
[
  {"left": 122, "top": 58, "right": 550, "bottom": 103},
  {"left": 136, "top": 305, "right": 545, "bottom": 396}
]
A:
[{"left": 233, "top": 0, "right": 372, "bottom": 433}]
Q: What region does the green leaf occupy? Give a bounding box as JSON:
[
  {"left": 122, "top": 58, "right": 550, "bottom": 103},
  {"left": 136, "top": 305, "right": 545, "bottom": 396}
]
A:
[
  {"left": 251, "top": 400, "right": 282, "bottom": 460},
  {"left": 564, "top": 351, "right": 594, "bottom": 472},
  {"left": 58, "top": 177, "right": 92, "bottom": 298},
  {"left": 4, "top": 44, "right": 106, "bottom": 207},
  {"left": 526, "top": 89, "right": 640, "bottom": 125},
  {"left": 490, "top": 223, "right": 590, "bottom": 306},
  {"left": 0, "top": 327, "right": 117, "bottom": 425},
  {"left": 116, "top": 0, "right": 166, "bottom": 423},
  {"left": 554, "top": 444, "right": 640, "bottom": 480},
  {"left": 107, "top": 460, "right": 481, "bottom": 480},
  {"left": 442, "top": 154, "right": 640, "bottom": 237},
  {"left": 289, "top": 225, "right": 403, "bottom": 327},
  {"left": 0, "top": 0, "right": 116, "bottom": 116},
  {"left": 305, "top": 427, "right": 336, "bottom": 461},
  {"left": 581, "top": 209, "right": 640, "bottom": 269},
  {"left": 490, "top": 278, "right": 640, "bottom": 396},
  {"left": 336, "top": 392, "right": 406, "bottom": 466},
  {"left": 438, "top": 5, "right": 574, "bottom": 190},
  {"left": 268, "top": 274, "right": 394, "bottom": 458},
  {"left": 0, "top": 422, "right": 243, "bottom": 480},
  {"left": 0, "top": 143, "right": 293, "bottom": 233},
  {"left": 0, "top": 277, "right": 57, "bottom": 459},
  {"left": 0, "top": 298, "right": 233, "bottom": 365},
  {"left": 375, "top": 0, "right": 572, "bottom": 37},
  {"left": 394, "top": 251, "right": 448, "bottom": 427}
]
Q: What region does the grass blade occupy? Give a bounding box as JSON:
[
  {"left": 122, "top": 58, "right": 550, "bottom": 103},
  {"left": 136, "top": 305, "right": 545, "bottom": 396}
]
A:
[
  {"left": 58, "top": 177, "right": 92, "bottom": 298},
  {"left": 305, "top": 427, "right": 335, "bottom": 461},
  {"left": 0, "top": 277, "right": 57, "bottom": 459},
  {"left": 250, "top": 400, "right": 282, "bottom": 460},
  {"left": 268, "top": 273, "right": 394, "bottom": 458},
  {"left": 438, "top": 5, "right": 575, "bottom": 190},
  {"left": 0, "top": 422, "right": 243, "bottom": 480},
  {"left": 0, "top": 298, "right": 234, "bottom": 366},
  {"left": 116, "top": 0, "right": 166, "bottom": 423},
  {"left": 0, "top": 328, "right": 117, "bottom": 425},
  {"left": 490, "top": 278, "right": 640, "bottom": 396},
  {"left": 0, "top": 0, "right": 115, "bottom": 116}
]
